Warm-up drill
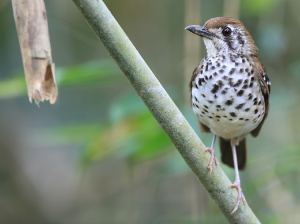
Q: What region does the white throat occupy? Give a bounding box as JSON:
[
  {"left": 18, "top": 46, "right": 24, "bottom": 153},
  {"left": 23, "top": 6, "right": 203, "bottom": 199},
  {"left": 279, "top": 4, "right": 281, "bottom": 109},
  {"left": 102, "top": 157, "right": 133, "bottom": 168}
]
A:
[{"left": 203, "top": 38, "right": 218, "bottom": 57}]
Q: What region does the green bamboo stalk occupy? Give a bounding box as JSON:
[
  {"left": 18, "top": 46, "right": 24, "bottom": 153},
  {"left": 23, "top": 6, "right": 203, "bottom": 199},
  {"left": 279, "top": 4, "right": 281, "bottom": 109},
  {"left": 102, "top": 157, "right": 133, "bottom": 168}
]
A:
[{"left": 72, "top": 0, "right": 260, "bottom": 223}]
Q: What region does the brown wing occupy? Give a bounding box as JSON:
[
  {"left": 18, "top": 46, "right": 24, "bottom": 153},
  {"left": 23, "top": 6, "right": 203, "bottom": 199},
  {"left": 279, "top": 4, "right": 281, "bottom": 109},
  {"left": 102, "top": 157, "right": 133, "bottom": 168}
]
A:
[
  {"left": 189, "top": 59, "right": 211, "bottom": 133},
  {"left": 251, "top": 60, "right": 271, "bottom": 137}
]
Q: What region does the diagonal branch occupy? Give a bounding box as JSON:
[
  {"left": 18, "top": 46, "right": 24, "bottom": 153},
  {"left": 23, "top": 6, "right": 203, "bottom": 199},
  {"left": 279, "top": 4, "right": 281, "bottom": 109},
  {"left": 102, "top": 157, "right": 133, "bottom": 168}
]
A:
[{"left": 71, "top": 0, "right": 260, "bottom": 223}]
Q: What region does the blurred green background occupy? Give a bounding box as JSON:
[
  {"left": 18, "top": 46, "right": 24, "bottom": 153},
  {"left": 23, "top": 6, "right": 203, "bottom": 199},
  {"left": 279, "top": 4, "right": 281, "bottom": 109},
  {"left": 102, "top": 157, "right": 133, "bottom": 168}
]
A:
[{"left": 0, "top": 0, "right": 300, "bottom": 223}]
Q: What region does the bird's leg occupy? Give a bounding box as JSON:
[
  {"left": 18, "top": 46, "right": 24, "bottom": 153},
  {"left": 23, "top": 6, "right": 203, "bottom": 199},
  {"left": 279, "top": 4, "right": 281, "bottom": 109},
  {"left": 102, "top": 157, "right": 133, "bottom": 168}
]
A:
[
  {"left": 230, "top": 139, "right": 247, "bottom": 214},
  {"left": 205, "top": 134, "right": 219, "bottom": 175}
]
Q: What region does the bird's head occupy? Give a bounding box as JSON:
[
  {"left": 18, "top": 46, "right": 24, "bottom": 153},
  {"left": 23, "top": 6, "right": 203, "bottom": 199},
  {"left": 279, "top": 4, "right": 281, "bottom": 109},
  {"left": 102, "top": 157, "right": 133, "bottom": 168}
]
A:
[{"left": 185, "top": 17, "right": 258, "bottom": 57}]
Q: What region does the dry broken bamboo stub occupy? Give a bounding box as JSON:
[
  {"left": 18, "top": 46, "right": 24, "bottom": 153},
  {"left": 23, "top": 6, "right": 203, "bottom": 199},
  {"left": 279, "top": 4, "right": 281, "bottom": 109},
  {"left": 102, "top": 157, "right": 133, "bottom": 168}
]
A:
[{"left": 12, "top": 0, "right": 57, "bottom": 105}]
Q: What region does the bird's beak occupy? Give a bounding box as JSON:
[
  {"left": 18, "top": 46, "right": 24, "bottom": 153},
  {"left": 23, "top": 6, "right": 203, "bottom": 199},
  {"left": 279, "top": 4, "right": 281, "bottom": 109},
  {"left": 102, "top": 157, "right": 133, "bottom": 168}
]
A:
[{"left": 185, "top": 25, "right": 215, "bottom": 39}]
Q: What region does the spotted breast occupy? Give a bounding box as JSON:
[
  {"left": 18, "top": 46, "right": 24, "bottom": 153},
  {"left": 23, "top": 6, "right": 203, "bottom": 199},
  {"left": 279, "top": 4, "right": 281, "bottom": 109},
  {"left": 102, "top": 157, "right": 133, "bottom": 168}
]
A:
[{"left": 190, "top": 55, "right": 265, "bottom": 141}]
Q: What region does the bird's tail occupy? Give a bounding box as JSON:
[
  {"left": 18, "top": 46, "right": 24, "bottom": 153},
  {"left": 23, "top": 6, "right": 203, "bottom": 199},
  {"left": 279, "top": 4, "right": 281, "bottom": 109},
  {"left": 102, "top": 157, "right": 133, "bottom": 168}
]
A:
[{"left": 219, "top": 137, "right": 246, "bottom": 170}]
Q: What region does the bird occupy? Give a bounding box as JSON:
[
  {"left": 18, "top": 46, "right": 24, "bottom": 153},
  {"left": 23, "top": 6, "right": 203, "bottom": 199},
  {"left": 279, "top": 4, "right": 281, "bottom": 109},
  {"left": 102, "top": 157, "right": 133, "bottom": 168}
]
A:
[{"left": 185, "top": 17, "right": 271, "bottom": 213}]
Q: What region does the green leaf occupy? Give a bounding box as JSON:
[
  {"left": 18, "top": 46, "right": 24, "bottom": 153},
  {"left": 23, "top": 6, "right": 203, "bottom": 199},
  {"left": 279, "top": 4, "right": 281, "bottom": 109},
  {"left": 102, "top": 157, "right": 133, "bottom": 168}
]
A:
[
  {"left": 241, "top": 0, "right": 281, "bottom": 16},
  {"left": 0, "top": 76, "right": 27, "bottom": 100},
  {"left": 0, "top": 59, "right": 124, "bottom": 99}
]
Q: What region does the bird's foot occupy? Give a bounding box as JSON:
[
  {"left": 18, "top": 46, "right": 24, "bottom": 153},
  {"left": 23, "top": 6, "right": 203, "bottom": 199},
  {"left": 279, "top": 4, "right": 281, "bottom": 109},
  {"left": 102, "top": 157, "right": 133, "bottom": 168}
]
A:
[
  {"left": 230, "top": 180, "right": 247, "bottom": 214},
  {"left": 204, "top": 147, "right": 219, "bottom": 175}
]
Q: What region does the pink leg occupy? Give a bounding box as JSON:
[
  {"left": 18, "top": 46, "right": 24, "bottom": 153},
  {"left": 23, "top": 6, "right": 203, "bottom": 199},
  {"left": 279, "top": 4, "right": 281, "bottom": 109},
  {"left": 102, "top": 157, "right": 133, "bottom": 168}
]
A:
[
  {"left": 205, "top": 135, "right": 219, "bottom": 175},
  {"left": 230, "top": 139, "right": 247, "bottom": 214}
]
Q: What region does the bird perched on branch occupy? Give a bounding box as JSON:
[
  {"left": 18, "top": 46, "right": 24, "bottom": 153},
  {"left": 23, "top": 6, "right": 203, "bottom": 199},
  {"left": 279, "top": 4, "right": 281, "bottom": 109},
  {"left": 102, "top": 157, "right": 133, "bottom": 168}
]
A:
[{"left": 185, "top": 17, "right": 271, "bottom": 213}]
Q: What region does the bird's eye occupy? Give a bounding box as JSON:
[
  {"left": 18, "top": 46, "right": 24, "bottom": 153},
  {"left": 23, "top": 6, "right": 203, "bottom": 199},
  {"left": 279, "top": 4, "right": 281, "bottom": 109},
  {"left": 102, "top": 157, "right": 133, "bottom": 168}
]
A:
[{"left": 222, "top": 27, "right": 231, "bottom": 36}]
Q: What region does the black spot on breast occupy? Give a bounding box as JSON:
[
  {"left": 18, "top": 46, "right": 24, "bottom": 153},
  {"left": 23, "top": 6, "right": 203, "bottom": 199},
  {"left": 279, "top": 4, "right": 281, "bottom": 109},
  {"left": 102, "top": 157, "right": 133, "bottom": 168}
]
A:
[
  {"left": 217, "top": 80, "right": 224, "bottom": 88},
  {"left": 222, "top": 76, "right": 228, "bottom": 80},
  {"left": 230, "top": 112, "right": 237, "bottom": 117},
  {"left": 228, "top": 78, "right": 234, "bottom": 87},
  {"left": 213, "top": 72, "right": 218, "bottom": 76},
  {"left": 229, "top": 68, "right": 235, "bottom": 75},
  {"left": 219, "top": 69, "right": 224, "bottom": 74},
  {"left": 249, "top": 83, "right": 253, "bottom": 87},
  {"left": 245, "top": 119, "right": 249, "bottom": 121},
  {"left": 251, "top": 69, "right": 254, "bottom": 74},
  {"left": 195, "top": 84, "right": 198, "bottom": 89},
  {"left": 258, "top": 101, "right": 261, "bottom": 105},
  {"left": 200, "top": 70, "right": 203, "bottom": 74},
  {"left": 242, "top": 84, "right": 248, "bottom": 89},
  {"left": 201, "top": 65, "right": 204, "bottom": 69},
  {"left": 204, "top": 105, "right": 208, "bottom": 109},
  {"left": 201, "top": 94, "right": 206, "bottom": 98},
  {"left": 194, "top": 96, "right": 199, "bottom": 102},
  {"left": 201, "top": 78, "right": 206, "bottom": 84},
  {"left": 250, "top": 77, "right": 254, "bottom": 81},
  {"left": 235, "top": 103, "right": 245, "bottom": 109},
  {"left": 223, "top": 116, "right": 227, "bottom": 118},
  {"left": 201, "top": 111, "right": 205, "bottom": 114},
  {"left": 217, "top": 119, "right": 220, "bottom": 121},
  {"left": 234, "top": 79, "right": 242, "bottom": 87},
  {"left": 205, "top": 75, "right": 208, "bottom": 80},
  {"left": 204, "top": 109, "right": 208, "bottom": 113},
  {"left": 211, "top": 66, "right": 215, "bottom": 70},
  {"left": 235, "top": 62, "right": 239, "bottom": 66},
  {"left": 253, "top": 97, "right": 258, "bottom": 105},
  {"left": 239, "top": 118, "right": 244, "bottom": 120},
  {"left": 242, "top": 59, "right": 245, "bottom": 63},
  {"left": 225, "top": 100, "right": 233, "bottom": 106},
  {"left": 209, "top": 75, "right": 212, "bottom": 80},
  {"left": 245, "top": 68, "right": 249, "bottom": 73},
  {"left": 222, "top": 65, "right": 227, "bottom": 69},
  {"left": 195, "top": 104, "right": 199, "bottom": 108},
  {"left": 214, "top": 95, "right": 218, "bottom": 99},
  {"left": 208, "top": 116, "right": 213, "bottom": 119},
  {"left": 254, "top": 109, "right": 258, "bottom": 114},
  {"left": 221, "top": 90, "right": 227, "bottom": 94},
  {"left": 216, "top": 115, "right": 221, "bottom": 118},
  {"left": 198, "top": 79, "right": 202, "bottom": 86},
  {"left": 248, "top": 93, "right": 253, "bottom": 100},
  {"left": 211, "top": 84, "right": 220, "bottom": 94},
  {"left": 205, "top": 64, "right": 209, "bottom": 71},
  {"left": 207, "top": 100, "right": 214, "bottom": 104},
  {"left": 247, "top": 72, "right": 251, "bottom": 77},
  {"left": 217, "top": 62, "right": 220, "bottom": 67},
  {"left": 237, "top": 90, "right": 244, "bottom": 96},
  {"left": 240, "top": 68, "right": 244, "bottom": 73},
  {"left": 245, "top": 108, "right": 250, "bottom": 112},
  {"left": 216, "top": 105, "right": 221, "bottom": 108},
  {"left": 244, "top": 79, "right": 249, "bottom": 84},
  {"left": 229, "top": 119, "right": 233, "bottom": 121}
]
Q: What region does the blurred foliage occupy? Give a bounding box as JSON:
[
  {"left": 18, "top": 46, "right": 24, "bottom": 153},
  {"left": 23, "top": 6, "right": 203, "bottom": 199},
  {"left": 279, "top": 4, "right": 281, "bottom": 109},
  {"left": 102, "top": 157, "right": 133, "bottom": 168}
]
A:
[
  {"left": 36, "top": 87, "right": 176, "bottom": 166},
  {"left": 241, "top": 0, "right": 281, "bottom": 16},
  {"left": 0, "top": 59, "right": 123, "bottom": 100}
]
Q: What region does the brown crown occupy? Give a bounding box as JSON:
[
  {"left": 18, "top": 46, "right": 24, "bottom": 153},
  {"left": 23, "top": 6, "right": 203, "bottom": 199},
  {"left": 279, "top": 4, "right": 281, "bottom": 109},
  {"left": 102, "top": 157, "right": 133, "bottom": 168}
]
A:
[{"left": 204, "top": 17, "right": 245, "bottom": 30}]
